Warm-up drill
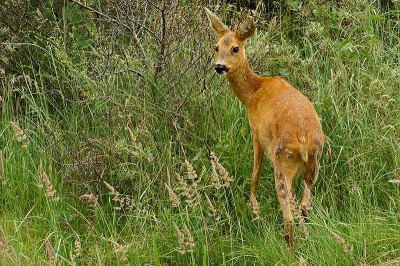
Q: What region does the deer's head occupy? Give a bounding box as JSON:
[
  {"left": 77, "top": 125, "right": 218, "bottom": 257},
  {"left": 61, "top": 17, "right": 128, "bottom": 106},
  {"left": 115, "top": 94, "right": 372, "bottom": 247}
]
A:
[{"left": 205, "top": 8, "right": 256, "bottom": 75}]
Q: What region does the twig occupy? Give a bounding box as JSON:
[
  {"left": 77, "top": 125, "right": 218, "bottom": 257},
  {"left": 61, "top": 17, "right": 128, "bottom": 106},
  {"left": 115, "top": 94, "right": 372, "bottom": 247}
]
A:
[
  {"left": 146, "top": 0, "right": 162, "bottom": 11},
  {"left": 254, "top": 0, "right": 263, "bottom": 16},
  {"left": 68, "top": 0, "right": 130, "bottom": 30},
  {"left": 96, "top": 68, "right": 143, "bottom": 79},
  {"left": 67, "top": 0, "right": 151, "bottom": 68}
]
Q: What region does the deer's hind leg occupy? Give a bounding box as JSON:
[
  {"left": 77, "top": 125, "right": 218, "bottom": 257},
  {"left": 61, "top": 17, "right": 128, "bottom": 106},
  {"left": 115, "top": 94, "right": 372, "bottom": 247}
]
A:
[
  {"left": 273, "top": 149, "right": 303, "bottom": 249},
  {"left": 300, "top": 153, "right": 321, "bottom": 220}
]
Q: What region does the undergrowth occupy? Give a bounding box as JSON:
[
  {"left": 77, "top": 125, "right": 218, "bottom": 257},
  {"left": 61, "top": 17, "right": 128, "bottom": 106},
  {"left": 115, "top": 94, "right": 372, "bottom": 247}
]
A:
[{"left": 0, "top": 0, "right": 399, "bottom": 265}]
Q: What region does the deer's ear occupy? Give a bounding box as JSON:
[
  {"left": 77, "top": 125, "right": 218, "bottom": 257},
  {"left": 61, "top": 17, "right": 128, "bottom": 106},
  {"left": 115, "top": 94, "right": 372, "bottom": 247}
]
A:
[
  {"left": 236, "top": 17, "right": 256, "bottom": 40},
  {"left": 205, "top": 8, "right": 230, "bottom": 38}
]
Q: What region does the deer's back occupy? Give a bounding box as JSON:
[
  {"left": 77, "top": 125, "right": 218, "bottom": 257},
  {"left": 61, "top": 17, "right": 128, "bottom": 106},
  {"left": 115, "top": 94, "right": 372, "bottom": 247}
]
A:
[{"left": 247, "top": 77, "right": 324, "bottom": 158}]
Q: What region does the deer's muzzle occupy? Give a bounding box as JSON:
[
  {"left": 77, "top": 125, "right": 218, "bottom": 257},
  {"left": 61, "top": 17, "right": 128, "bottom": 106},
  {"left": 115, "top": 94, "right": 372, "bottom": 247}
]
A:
[{"left": 214, "top": 64, "right": 229, "bottom": 74}]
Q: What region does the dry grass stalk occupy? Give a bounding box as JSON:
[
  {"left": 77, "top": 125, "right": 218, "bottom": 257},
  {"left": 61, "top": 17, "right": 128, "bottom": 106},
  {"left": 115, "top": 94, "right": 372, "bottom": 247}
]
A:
[
  {"left": 20, "top": 253, "right": 33, "bottom": 266},
  {"left": 37, "top": 160, "right": 44, "bottom": 189},
  {"left": 328, "top": 229, "right": 353, "bottom": 253},
  {"left": 210, "top": 157, "right": 221, "bottom": 189},
  {"left": 249, "top": 194, "right": 262, "bottom": 221},
  {"left": 328, "top": 229, "right": 345, "bottom": 244},
  {"left": 109, "top": 239, "right": 131, "bottom": 262},
  {"left": 183, "top": 224, "right": 195, "bottom": 252},
  {"left": 37, "top": 160, "right": 59, "bottom": 201},
  {"left": 74, "top": 239, "right": 81, "bottom": 257},
  {"left": 42, "top": 171, "right": 60, "bottom": 202},
  {"left": 103, "top": 181, "right": 132, "bottom": 210},
  {"left": 342, "top": 242, "right": 353, "bottom": 253},
  {"left": 0, "top": 95, "right": 4, "bottom": 105},
  {"left": 204, "top": 193, "right": 220, "bottom": 221},
  {"left": 361, "top": 239, "right": 367, "bottom": 266},
  {"left": 172, "top": 221, "right": 195, "bottom": 254},
  {"left": 69, "top": 239, "right": 82, "bottom": 264},
  {"left": 176, "top": 173, "right": 192, "bottom": 201},
  {"left": 124, "top": 196, "right": 132, "bottom": 210},
  {"left": 10, "top": 121, "right": 29, "bottom": 148},
  {"left": 165, "top": 183, "right": 180, "bottom": 207},
  {"left": 299, "top": 255, "right": 306, "bottom": 266},
  {"left": 210, "top": 152, "right": 233, "bottom": 188},
  {"left": 0, "top": 150, "right": 3, "bottom": 176},
  {"left": 45, "top": 239, "right": 56, "bottom": 266},
  {"left": 172, "top": 221, "right": 186, "bottom": 254},
  {"left": 114, "top": 197, "right": 125, "bottom": 210},
  {"left": 165, "top": 168, "right": 180, "bottom": 207},
  {"left": 390, "top": 167, "right": 400, "bottom": 215},
  {"left": 0, "top": 150, "right": 6, "bottom": 185},
  {"left": 299, "top": 216, "right": 309, "bottom": 237},
  {"left": 175, "top": 160, "right": 200, "bottom": 207},
  {"left": 185, "top": 160, "right": 198, "bottom": 184},
  {"left": 0, "top": 225, "right": 17, "bottom": 264},
  {"left": 104, "top": 181, "right": 119, "bottom": 201},
  {"left": 79, "top": 194, "right": 99, "bottom": 209},
  {"left": 126, "top": 126, "right": 141, "bottom": 156}
]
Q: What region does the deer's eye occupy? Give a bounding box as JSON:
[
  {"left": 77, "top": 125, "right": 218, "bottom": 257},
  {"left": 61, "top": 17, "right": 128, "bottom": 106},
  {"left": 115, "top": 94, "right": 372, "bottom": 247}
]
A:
[
  {"left": 214, "top": 46, "right": 219, "bottom": 52},
  {"left": 232, "top": 47, "right": 239, "bottom": 54}
]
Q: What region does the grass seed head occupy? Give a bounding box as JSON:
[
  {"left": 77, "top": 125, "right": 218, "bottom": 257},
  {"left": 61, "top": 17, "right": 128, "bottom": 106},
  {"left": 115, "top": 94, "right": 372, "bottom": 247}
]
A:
[
  {"left": 20, "top": 253, "right": 33, "bottom": 266},
  {"left": 183, "top": 223, "right": 195, "bottom": 252},
  {"left": 0, "top": 225, "right": 17, "bottom": 264},
  {"left": 41, "top": 171, "right": 59, "bottom": 201},
  {"left": 329, "top": 229, "right": 353, "bottom": 253},
  {"left": 210, "top": 158, "right": 221, "bottom": 189},
  {"left": 299, "top": 216, "right": 309, "bottom": 236},
  {"left": 109, "top": 239, "right": 131, "bottom": 262},
  {"left": 329, "top": 229, "right": 345, "bottom": 244},
  {"left": 79, "top": 194, "right": 99, "bottom": 208},
  {"left": 185, "top": 160, "right": 198, "bottom": 184},
  {"left": 172, "top": 221, "right": 186, "bottom": 254},
  {"left": 74, "top": 239, "right": 81, "bottom": 257},
  {"left": 210, "top": 152, "right": 233, "bottom": 188},
  {"left": 45, "top": 239, "right": 56, "bottom": 265},
  {"left": 165, "top": 183, "right": 180, "bottom": 207},
  {"left": 299, "top": 255, "right": 306, "bottom": 266},
  {"left": 103, "top": 181, "right": 120, "bottom": 201},
  {"left": 205, "top": 193, "right": 220, "bottom": 221},
  {"left": 103, "top": 181, "right": 131, "bottom": 210},
  {"left": 126, "top": 126, "right": 142, "bottom": 153},
  {"left": 10, "top": 121, "right": 29, "bottom": 148},
  {"left": 249, "top": 194, "right": 262, "bottom": 221},
  {"left": 175, "top": 161, "right": 201, "bottom": 207}
]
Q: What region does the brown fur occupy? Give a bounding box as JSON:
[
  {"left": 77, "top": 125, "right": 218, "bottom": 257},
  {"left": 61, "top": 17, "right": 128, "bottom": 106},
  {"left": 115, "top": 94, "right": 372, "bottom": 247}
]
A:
[{"left": 205, "top": 8, "right": 324, "bottom": 249}]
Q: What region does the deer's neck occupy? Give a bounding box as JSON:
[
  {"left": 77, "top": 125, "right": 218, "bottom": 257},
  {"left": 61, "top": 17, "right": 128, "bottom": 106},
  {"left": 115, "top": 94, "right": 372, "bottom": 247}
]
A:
[{"left": 226, "top": 62, "right": 262, "bottom": 107}]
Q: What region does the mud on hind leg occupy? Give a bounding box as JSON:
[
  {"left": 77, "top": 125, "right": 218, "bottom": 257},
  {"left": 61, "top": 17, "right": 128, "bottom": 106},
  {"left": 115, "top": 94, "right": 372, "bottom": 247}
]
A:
[{"left": 274, "top": 170, "right": 295, "bottom": 249}]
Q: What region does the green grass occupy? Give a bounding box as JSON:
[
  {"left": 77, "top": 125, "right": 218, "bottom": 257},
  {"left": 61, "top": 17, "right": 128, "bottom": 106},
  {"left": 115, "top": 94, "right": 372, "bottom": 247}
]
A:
[{"left": 0, "top": 0, "right": 399, "bottom": 265}]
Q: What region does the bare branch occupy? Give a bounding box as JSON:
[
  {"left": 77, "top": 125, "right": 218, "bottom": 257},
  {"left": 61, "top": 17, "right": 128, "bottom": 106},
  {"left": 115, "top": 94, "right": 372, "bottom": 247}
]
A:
[
  {"left": 96, "top": 68, "right": 143, "bottom": 79},
  {"left": 67, "top": 0, "right": 151, "bottom": 69}
]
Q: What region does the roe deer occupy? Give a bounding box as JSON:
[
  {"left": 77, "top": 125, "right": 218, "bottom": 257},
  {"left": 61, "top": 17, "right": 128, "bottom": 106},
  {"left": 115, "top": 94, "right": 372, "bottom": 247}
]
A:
[{"left": 205, "top": 8, "right": 324, "bottom": 249}]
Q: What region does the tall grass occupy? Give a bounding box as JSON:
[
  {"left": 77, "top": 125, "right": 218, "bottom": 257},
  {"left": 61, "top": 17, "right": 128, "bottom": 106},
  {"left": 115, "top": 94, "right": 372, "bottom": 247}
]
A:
[{"left": 0, "top": 0, "right": 399, "bottom": 265}]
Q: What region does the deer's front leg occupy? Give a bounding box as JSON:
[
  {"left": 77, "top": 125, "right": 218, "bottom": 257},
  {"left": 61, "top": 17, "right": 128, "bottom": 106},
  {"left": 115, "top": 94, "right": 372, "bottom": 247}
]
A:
[{"left": 250, "top": 134, "right": 263, "bottom": 199}]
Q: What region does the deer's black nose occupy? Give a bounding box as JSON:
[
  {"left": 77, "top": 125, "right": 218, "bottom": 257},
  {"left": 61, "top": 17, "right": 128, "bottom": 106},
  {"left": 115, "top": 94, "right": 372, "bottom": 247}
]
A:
[{"left": 214, "top": 64, "right": 229, "bottom": 74}]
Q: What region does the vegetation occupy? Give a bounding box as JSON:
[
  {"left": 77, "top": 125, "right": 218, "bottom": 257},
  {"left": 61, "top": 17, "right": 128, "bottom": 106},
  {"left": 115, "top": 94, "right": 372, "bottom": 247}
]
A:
[{"left": 0, "top": 0, "right": 399, "bottom": 265}]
